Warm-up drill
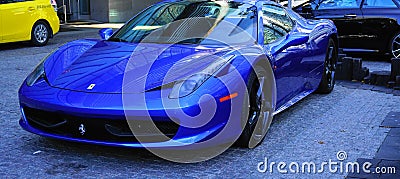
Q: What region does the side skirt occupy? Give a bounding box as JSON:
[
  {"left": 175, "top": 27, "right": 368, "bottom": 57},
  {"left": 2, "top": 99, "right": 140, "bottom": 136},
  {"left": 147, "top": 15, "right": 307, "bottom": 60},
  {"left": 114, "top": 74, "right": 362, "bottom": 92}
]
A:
[{"left": 273, "top": 89, "right": 315, "bottom": 116}]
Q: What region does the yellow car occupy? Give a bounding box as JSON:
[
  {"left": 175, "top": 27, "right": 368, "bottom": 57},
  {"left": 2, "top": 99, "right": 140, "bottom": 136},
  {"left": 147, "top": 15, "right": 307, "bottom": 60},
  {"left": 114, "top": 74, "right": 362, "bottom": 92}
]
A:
[{"left": 0, "top": 0, "right": 60, "bottom": 46}]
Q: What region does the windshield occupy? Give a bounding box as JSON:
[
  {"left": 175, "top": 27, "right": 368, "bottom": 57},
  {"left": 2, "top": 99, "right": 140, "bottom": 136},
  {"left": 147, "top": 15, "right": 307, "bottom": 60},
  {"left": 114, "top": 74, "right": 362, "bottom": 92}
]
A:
[{"left": 110, "top": 1, "right": 257, "bottom": 45}]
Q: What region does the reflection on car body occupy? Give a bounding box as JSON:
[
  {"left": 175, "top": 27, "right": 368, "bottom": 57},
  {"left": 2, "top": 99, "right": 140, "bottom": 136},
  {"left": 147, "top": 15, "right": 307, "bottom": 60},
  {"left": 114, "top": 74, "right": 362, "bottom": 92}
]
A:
[{"left": 18, "top": 0, "right": 338, "bottom": 154}]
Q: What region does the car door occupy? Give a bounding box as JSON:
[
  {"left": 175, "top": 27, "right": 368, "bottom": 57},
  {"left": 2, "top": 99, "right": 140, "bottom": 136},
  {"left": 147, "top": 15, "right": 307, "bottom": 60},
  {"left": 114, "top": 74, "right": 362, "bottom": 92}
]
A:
[
  {"left": 309, "top": 0, "right": 364, "bottom": 50},
  {"left": 1, "top": 0, "right": 35, "bottom": 42},
  {"left": 359, "top": 0, "right": 400, "bottom": 53},
  {"left": 262, "top": 4, "right": 307, "bottom": 107}
]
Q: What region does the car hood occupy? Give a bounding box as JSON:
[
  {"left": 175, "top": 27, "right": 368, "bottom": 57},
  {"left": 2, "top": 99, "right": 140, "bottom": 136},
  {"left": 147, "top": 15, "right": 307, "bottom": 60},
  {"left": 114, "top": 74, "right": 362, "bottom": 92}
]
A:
[{"left": 44, "top": 39, "right": 232, "bottom": 93}]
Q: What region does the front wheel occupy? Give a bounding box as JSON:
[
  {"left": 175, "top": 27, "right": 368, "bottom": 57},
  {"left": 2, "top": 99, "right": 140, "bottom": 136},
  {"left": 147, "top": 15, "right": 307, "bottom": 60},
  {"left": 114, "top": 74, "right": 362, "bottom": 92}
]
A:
[
  {"left": 316, "top": 38, "right": 338, "bottom": 94},
  {"left": 236, "top": 66, "right": 275, "bottom": 148},
  {"left": 391, "top": 32, "right": 400, "bottom": 59},
  {"left": 31, "top": 22, "right": 50, "bottom": 46}
]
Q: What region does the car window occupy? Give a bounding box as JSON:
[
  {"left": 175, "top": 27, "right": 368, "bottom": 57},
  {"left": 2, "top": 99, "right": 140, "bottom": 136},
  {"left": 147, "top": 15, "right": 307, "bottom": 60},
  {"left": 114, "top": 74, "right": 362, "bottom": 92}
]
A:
[
  {"left": 311, "top": 0, "right": 362, "bottom": 10},
  {"left": 262, "top": 4, "right": 294, "bottom": 44},
  {"left": 363, "top": 0, "right": 398, "bottom": 8}
]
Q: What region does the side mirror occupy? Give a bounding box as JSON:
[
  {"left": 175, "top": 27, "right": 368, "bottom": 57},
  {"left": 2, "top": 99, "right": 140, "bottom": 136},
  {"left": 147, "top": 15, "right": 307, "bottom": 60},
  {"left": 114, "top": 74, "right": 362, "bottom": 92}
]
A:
[
  {"left": 286, "top": 33, "right": 309, "bottom": 48},
  {"left": 99, "top": 28, "right": 113, "bottom": 40},
  {"left": 273, "top": 33, "right": 309, "bottom": 53}
]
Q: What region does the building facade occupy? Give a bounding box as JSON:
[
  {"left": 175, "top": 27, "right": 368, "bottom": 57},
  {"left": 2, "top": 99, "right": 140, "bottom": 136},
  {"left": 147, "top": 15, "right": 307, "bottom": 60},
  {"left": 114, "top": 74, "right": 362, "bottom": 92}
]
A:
[
  {"left": 56, "top": 0, "right": 161, "bottom": 23},
  {"left": 54, "top": 0, "right": 300, "bottom": 23}
]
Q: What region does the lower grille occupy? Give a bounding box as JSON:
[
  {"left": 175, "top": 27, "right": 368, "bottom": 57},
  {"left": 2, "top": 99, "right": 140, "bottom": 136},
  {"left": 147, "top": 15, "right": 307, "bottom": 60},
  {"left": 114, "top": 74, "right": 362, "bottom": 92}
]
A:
[{"left": 23, "top": 107, "right": 180, "bottom": 143}]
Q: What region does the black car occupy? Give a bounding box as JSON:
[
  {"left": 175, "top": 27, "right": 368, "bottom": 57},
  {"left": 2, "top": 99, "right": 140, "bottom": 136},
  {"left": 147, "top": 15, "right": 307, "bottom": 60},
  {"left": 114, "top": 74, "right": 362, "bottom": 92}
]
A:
[{"left": 294, "top": 0, "right": 400, "bottom": 58}]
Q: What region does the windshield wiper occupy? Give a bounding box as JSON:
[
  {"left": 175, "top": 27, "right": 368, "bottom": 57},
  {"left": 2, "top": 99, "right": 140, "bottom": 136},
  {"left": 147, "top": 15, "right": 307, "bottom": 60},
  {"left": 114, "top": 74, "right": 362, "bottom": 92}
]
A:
[
  {"left": 107, "top": 37, "right": 128, "bottom": 42},
  {"left": 177, "top": 38, "right": 202, "bottom": 45}
]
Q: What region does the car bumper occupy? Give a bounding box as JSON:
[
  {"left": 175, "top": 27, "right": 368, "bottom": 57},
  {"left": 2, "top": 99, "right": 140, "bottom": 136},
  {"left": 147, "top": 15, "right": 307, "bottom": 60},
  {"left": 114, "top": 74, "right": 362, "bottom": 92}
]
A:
[
  {"left": 19, "top": 117, "right": 225, "bottom": 148},
  {"left": 18, "top": 80, "right": 245, "bottom": 148},
  {"left": 49, "top": 13, "right": 60, "bottom": 36}
]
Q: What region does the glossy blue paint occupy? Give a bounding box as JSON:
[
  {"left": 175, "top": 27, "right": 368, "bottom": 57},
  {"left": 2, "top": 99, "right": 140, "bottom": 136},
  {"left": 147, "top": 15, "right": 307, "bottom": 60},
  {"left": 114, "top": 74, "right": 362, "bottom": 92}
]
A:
[
  {"left": 18, "top": 0, "right": 338, "bottom": 148},
  {"left": 98, "top": 28, "right": 113, "bottom": 40}
]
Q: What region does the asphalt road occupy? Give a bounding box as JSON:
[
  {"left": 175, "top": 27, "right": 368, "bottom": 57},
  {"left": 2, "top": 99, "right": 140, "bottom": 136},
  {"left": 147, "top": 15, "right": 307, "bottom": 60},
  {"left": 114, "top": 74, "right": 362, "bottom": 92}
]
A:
[{"left": 0, "top": 27, "right": 399, "bottom": 178}]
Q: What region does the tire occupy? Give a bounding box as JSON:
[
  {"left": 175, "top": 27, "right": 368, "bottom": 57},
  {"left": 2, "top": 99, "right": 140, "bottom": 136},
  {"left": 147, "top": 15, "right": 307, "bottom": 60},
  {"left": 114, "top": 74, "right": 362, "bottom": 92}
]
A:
[
  {"left": 316, "top": 38, "right": 338, "bottom": 94},
  {"left": 31, "top": 21, "right": 50, "bottom": 46},
  {"left": 236, "top": 66, "right": 274, "bottom": 148},
  {"left": 391, "top": 32, "right": 400, "bottom": 59}
]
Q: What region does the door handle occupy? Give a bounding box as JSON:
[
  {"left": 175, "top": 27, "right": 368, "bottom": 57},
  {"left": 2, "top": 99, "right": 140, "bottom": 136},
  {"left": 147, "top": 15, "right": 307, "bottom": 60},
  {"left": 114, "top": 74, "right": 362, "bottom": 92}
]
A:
[
  {"left": 28, "top": 7, "right": 35, "bottom": 11},
  {"left": 344, "top": 14, "right": 357, "bottom": 18}
]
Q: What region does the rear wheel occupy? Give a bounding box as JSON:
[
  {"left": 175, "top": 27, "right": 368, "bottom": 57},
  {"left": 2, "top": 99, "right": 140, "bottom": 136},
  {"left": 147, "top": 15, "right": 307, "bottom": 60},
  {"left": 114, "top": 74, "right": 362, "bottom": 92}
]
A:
[
  {"left": 391, "top": 32, "right": 400, "bottom": 58},
  {"left": 31, "top": 21, "right": 50, "bottom": 46},
  {"left": 316, "top": 38, "right": 337, "bottom": 94},
  {"left": 236, "top": 66, "right": 274, "bottom": 148}
]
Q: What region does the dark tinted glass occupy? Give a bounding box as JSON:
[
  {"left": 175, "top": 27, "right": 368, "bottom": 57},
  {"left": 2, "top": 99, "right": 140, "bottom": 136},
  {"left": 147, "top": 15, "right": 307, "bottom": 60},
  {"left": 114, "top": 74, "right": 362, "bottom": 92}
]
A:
[
  {"left": 262, "top": 4, "right": 293, "bottom": 44},
  {"left": 311, "top": 0, "right": 362, "bottom": 10},
  {"left": 111, "top": 1, "right": 257, "bottom": 45},
  {"left": 363, "top": 0, "right": 398, "bottom": 8}
]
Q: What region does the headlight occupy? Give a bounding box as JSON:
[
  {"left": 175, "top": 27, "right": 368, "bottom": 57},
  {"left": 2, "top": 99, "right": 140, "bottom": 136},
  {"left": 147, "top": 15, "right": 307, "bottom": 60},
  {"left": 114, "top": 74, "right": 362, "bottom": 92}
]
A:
[
  {"left": 26, "top": 49, "right": 58, "bottom": 86},
  {"left": 169, "top": 74, "right": 211, "bottom": 98},
  {"left": 26, "top": 47, "right": 61, "bottom": 86},
  {"left": 26, "top": 60, "right": 45, "bottom": 86},
  {"left": 169, "top": 55, "right": 235, "bottom": 98}
]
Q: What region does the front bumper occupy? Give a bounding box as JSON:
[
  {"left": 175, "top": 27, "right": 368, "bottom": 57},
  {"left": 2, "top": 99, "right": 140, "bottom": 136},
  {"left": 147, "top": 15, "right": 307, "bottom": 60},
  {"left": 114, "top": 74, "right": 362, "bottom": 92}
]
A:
[
  {"left": 18, "top": 79, "right": 245, "bottom": 148},
  {"left": 19, "top": 117, "right": 225, "bottom": 148}
]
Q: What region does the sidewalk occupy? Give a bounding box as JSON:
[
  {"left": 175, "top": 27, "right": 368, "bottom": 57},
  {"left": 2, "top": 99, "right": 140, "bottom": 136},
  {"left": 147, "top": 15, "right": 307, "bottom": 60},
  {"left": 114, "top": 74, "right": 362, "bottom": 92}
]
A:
[
  {"left": 60, "top": 21, "right": 124, "bottom": 32},
  {"left": 341, "top": 90, "right": 400, "bottom": 178}
]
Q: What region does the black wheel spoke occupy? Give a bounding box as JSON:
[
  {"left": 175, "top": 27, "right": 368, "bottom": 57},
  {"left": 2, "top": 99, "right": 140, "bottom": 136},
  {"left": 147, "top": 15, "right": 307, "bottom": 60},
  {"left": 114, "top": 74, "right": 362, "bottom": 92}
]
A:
[
  {"left": 316, "top": 39, "right": 337, "bottom": 94},
  {"left": 392, "top": 34, "right": 400, "bottom": 58},
  {"left": 239, "top": 67, "right": 275, "bottom": 148}
]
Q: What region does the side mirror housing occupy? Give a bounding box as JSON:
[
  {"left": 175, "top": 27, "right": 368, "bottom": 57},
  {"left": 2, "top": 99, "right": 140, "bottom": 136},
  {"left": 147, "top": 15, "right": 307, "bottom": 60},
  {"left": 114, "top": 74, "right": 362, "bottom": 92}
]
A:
[
  {"left": 285, "top": 33, "right": 309, "bottom": 48},
  {"left": 273, "top": 33, "right": 309, "bottom": 53},
  {"left": 99, "top": 28, "right": 113, "bottom": 40}
]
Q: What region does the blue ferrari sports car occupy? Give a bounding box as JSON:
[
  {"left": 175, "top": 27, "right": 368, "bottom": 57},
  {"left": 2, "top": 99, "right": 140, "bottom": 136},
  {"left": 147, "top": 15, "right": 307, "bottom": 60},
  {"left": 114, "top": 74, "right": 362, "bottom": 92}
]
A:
[{"left": 19, "top": 0, "right": 338, "bottom": 152}]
